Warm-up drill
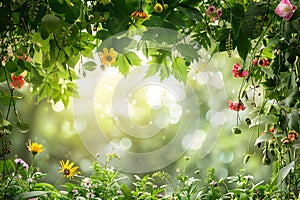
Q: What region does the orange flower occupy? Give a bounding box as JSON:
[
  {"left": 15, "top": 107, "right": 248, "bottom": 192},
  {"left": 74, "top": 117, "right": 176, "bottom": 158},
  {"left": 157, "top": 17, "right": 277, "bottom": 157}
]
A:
[
  {"left": 131, "top": 9, "right": 149, "bottom": 19},
  {"left": 27, "top": 142, "right": 44, "bottom": 155}
]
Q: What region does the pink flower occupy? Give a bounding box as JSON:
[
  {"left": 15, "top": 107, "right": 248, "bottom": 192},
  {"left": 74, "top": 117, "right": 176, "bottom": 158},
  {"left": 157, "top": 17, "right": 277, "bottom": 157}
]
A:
[
  {"left": 228, "top": 100, "right": 246, "bottom": 111},
  {"left": 206, "top": 6, "right": 216, "bottom": 15},
  {"left": 216, "top": 8, "right": 222, "bottom": 18},
  {"left": 275, "top": 0, "right": 297, "bottom": 21},
  {"left": 232, "top": 63, "right": 248, "bottom": 78}
]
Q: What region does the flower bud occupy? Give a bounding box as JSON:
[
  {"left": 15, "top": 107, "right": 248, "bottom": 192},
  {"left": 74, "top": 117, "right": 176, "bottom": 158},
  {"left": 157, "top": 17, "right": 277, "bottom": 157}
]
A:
[
  {"left": 262, "top": 154, "right": 271, "bottom": 165},
  {"left": 244, "top": 118, "right": 251, "bottom": 125},
  {"left": 232, "top": 126, "right": 242, "bottom": 134},
  {"left": 243, "top": 154, "right": 251, "bottom": 164}
]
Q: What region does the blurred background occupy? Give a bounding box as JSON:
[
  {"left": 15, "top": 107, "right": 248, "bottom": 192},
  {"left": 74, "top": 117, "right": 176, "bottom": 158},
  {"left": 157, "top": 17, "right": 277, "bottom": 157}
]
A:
[{"left": 8, "top": 49, "right": 272, "bottom": 186}]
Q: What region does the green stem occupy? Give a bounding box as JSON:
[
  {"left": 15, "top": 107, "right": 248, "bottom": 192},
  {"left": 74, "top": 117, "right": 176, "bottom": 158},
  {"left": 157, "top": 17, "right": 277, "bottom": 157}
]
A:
[{"left": 52, "top": 175, "right": 64, "bottom": 191}]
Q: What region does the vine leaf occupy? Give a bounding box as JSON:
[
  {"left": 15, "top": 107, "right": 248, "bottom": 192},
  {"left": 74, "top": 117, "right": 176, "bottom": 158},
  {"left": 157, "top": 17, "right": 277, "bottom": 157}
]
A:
[
  {"left": 171, "top": 57, "right": 188, "bottom": 83},
  {"left": 176, "top": 44, "right": 198, "bottom": 62},
  {"left": 254, "top": 132, "right": 273, "bottom": 146},
  {"left": 236, "top": 32, "right": 251, "bottom": 61},
  {"left": 277, "top": 161, "right": 295, "bottom": 187},
  {"left": 41, "top": 14, "right": 61, "bottom": 33},
  {"left": 5, "top": 61, "right": 18, "bottom": 73},
  {"left": 84, "top": 61, "right": 97, "bottom": 71}
]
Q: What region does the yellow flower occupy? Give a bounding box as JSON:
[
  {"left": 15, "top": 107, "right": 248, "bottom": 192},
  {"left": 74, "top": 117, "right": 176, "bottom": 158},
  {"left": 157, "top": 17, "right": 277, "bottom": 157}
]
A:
[
  {"left": 27, "top": 142, "right": 44, "bottom": 155},
  {"left": 99, "top": 47, "right": 118, "bottom": 66},
  {"left": 58, "top": 160, "right": 81, "bottom": 179},
  {"left": 154, "top": 3, "right": 163, "bottom": 13}
]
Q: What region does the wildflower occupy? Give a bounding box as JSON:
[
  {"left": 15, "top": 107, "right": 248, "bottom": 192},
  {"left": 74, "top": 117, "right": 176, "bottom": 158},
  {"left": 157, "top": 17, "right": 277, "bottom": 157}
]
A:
[
  {"left": 154, "top": 3, "right": 163, "bottom": 13},
  {"left": 216, "top": 8, "right": 222, "bottom": 18},
  {"left": 86, "top": 192, "right": 95, "bottom": 199},
  {"left": 282, "top": 131, "right": 298, "bottom": 144},
  {"left": 232, "top": 63, "right": 248, "bottom": 78},
  {"left": 163, "top": 4, "right": 168, "bottom": 9},
  {"left": 157, "top": 193, "right": 164, "bottom": 198},
  {"left": 72, "top": 189, "right": 78, "bottom": 194},
  {"left": 27, "top": 142, "right": 44, "bottom": 155},
  {"left": 131, "top": 9, "right": 149, "bottom": 20},
  {"left": 287, "top": 130, "right": 298, "bottom": 142},
  {"left": 228, "top": 100, "right": 246, "bottom": 111},
  {"left": 83, "top": 177, "right": 92, "bottom": 188},
  {"left": 14, "top": 158, "right": 29, "bottom": 170},
  {"left": 244, "top": 175, "right": 254, "bottom": 180},
  {"left": 10, "top": 71, "right": 27, "bottom": 89},
  {"left": 269, "top": 126, "right": 275, "bottom": 133},
  {"left": 210, "top": 180, "right": 217, "bottom": 187},
  {"left": 58, "top": 160, "right": 81, "bottom": 179},
  {"left": 27, "top": 178, "right": 33, "bottom": 183},
  {"left": 275, "top": 0, "right": 297, "bottom": 21},
  {"left": 1, "top": 56, "right": 7, "bottom": 66},
  {"left": 253, "top": 58, "right": 269, "bottom": 67},
  {"left": 206, "top": 6, "right": 222, "bottom": 22},
  {"left": 7, "top": 45, "right": 14, "bottom": 57},
  {"left": 206, "top": 6, "right": 215, "bottom": 15},
  {"left": 99, "top": 48, "right": 118, "bottom": 66},
  {"left": 258, "top": 58, "right": 269, "bottom": 67}
]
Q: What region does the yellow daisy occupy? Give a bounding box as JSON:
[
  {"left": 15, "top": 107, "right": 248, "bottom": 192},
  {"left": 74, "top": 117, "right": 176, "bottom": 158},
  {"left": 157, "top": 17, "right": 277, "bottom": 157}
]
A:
[
  {"left": 58, "top": 160, "right": 81, "bottom": 179},
  {"left": 99, "top": 47, "right": 118, "bottom": 66},
  {"left": 27, "top": 142, "right": 44, "bottom": 155}
]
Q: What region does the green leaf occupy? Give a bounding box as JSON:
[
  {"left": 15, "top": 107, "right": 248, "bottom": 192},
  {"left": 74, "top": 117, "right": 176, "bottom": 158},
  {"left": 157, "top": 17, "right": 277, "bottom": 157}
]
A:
[
  {"left": 277, "top": 161, "right": 295, "bottom": 187},
  {"left": 145, "top": 64, "right": 160, "bottom": 78},
  {"left": 176, "top": 44, "right": 198, "bottom": 62},
  {"left": 115, "top": 54, "right": 130, "bottom": 75},
  {"left": 240, "top": 16, "right": 255, "bottom": 38},
  {"left": 112, "top": 37, "right": 133, "bottom": 53},
  {"left": 0, "top": 159, "right": 15, "bottom": 173},
  {"left": 5, "top": 61, "right": 18, "bottom": 73},
  {"left": 160, "top": 64, "right": 170, "bottom": 81},
  {"left": 124, "top": 52, "right": 141, "bottom": 66},
  {"left": 178, "top": 6, "right": 202, "bottom": 22},
  {"left": 254, "top": 132, "right": 273, "bottom": 146},
  {"left": 236, "top": 33, "right": 251, "bottom": 61},
  {"left": 284, "top": 91, "right": 299, "bottom": 107},
  {"left": 96, "top": 29, "right": 112, "bottom": 40},
  {"left": 171, "top": 57, "right": 188, "bottom": 83},
  {"left": 286, "top": 111, "right": 299, "bottom": 132},
  {"left": 250, "top": 115, "right": 277, "bottom": 128},
  {"left": 16, "top": 121, "right": 30, "bottom": 134},
  {"left": 120, "top": 184, "right": 134, "bottom": 200},
  {"left": 246, "top": 2, "right": 268, "bottom": 16},
  {"left": 83, "top": 61, "right": 97, "bottom": 71},
  {"left": 41, "top": 14, "right": 61, "bottom": 33},
  {"left": 16, "top": 191, "right": 51, "bottom": 199},
  {"left": 260, "top": 67, "right": 274, "bottom": 78}
]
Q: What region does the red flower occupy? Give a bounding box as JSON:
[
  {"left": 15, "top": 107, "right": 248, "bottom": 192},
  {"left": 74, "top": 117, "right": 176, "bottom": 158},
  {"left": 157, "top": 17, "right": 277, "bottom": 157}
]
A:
[
  {"left": 232, "top": 63, "right": 248, "bottom": 78},
  {"left": 10, "top": 72, "right": 27, "bottom": 89},
  {"left": 228, "top": 100, "right": 246, "bottom": 111}
]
